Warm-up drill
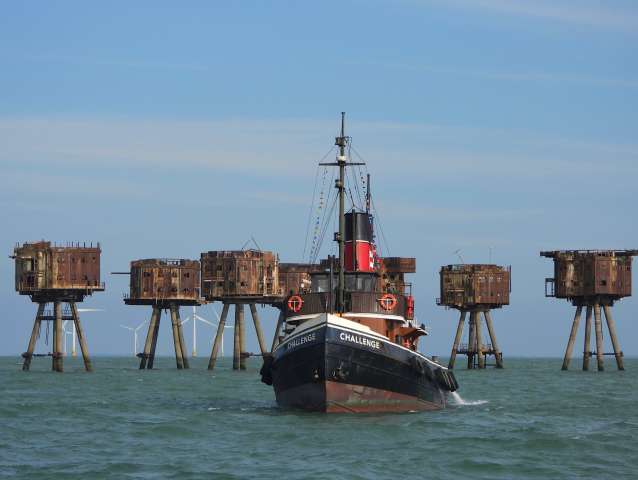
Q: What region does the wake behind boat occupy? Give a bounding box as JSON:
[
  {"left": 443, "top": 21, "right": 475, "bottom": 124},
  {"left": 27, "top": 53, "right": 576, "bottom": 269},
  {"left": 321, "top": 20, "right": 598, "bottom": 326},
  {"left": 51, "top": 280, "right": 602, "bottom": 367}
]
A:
[{"left": 259, "top": 113, "right": 458, "bottom": 412}]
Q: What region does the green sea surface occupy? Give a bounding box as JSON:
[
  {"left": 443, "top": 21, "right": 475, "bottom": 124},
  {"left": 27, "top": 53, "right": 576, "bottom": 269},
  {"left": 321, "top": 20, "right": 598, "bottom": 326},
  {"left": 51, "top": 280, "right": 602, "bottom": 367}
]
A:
[{"left": 1, "top": 356, "right": 637, "bottom": 479}]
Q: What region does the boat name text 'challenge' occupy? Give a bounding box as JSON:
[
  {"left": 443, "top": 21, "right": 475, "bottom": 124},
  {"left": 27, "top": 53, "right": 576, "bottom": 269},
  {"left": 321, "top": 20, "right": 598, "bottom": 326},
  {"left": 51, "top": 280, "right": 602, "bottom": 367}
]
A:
[
  {"left": 340, "top": 332, "right": 381, "bottom": 349},
  {"left": 286, "top": 332, "right": 316, "bottom": 349}
]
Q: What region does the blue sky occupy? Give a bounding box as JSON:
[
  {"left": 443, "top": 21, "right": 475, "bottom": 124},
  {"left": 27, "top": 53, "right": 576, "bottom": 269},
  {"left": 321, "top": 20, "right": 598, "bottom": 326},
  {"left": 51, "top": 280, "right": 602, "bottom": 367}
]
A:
[{"left": 1, "top": 1, "right": 637, "bottom": 360}]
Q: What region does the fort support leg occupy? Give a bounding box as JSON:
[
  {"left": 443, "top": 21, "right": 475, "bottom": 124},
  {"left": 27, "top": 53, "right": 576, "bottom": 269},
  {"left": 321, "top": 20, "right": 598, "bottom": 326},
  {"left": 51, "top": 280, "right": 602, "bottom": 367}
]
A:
[
  {"left": 148, "top": 310, "right": 161, "bottom": 369},
  {"left": 484, "top": 311, "right": 503, "bottom": 369},
  {"left": 70, "top": 301, "right": 92, "bottom": 372},
  {"left": 603, "top": 306, "right": 624, "bottom": 371},
  {"left": 250, "top": 304, "right": 268, "bottom": 355},
  {"left": 23, "top": 303, "right": 44, "bottom": 371},
  {"left": 207, "top": 304, "right": 229, "bottom": 371},
  {"left": 475, "top": 311, "right": 484, "bottom": 369},
  {"left": 594, "top": 304, "right": 604, "bottom": 372},
  {"left": 140, "top": 306, "right": 160, "bottom": 369},
  {"left": 270, "top": 311, "right": 285, "bottom": 354},
  {"left": 239, "top": 304, "right": 246, "bottom": 371},
  {"left": 170, "top": 305, "right": 184, "bottom": 369},
  {"left": 561, "top": 306, "right": 582, "bottom": 371},
  {"left": 52, "top": 302, "right": 58, "bottom": 371},
  {"left": 233, "top": 305, "right": 240, "bottom": 370},
  {"left": 175, "top": 307, "right": 189, "bottom": 369},
  {"left": 583, "top": 306, "right": 592, "bottom": 371},
  {"left": 54, "top": 300, "right": 63, "bottom": 372},
  {"left": 448, "top": 311, "right": 466, "bottom": 370},
  {"left": 467, "top": 313, "right": 476, "bottom": 369}
]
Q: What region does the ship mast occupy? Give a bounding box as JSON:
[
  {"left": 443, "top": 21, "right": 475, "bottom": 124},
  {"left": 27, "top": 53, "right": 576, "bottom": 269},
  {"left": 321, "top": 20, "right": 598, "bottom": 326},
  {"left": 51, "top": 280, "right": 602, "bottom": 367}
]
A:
[
  {"left": 336, "top": 112, "right": 347, "bottom": 313},
  {"left": 320, "top": 113, "right": 365, "bottom": 314}
]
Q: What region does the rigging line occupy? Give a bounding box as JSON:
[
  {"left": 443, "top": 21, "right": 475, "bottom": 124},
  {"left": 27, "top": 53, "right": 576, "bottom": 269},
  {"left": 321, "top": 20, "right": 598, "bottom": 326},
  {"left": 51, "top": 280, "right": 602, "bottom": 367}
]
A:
[
  {"left": 306, "top": 146, "right": 339, "bottom": 262},
  {"left": 314, "top": 194, "right": 338, "bottom": 262},
  {"left": 371, "top": 198, "right": 391, "bottom": 258},
  {"left": 316, "top": 192, "right": 338, "bottom": 253},
  {"left": 312, "top": 162, "right": 337, "bottom": 262},
  {"left": 302, "top": 163, "right": 323, "bottom": 263},
  {"left": 346, "top": 166, "right": 360, "bottom": 211},
  {"left": 347, "top": 142, "right": 364, "bottom": 211},
  {"left": 344, "top": 162, "right": 363, "bottom": 212},
  {"left": 344, "top": 169, "right": 357, "bottom": 210},
  {"left": 309, "top": 168, "right": 331, "bottom": 263}
]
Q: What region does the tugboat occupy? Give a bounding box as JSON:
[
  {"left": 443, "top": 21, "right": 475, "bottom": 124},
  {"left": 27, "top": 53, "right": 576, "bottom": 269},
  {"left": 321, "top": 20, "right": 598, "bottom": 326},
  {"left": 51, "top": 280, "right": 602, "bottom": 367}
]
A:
[{"left": 260, "top": 113, "right": 458, "bottom": 412}]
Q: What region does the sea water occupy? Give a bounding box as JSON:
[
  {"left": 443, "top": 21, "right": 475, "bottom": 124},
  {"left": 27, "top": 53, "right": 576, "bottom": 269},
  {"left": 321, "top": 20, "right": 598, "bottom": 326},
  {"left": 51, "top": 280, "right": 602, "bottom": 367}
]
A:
[{"left": 1, "top": 356, "right": 637, "bottom": 479}]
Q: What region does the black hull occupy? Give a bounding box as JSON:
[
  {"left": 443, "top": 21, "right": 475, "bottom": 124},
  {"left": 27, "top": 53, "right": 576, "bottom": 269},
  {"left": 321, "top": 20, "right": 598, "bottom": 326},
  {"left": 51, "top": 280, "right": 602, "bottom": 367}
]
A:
[{"left": 270, "top": 316, "right": 448, "bottom": 412}]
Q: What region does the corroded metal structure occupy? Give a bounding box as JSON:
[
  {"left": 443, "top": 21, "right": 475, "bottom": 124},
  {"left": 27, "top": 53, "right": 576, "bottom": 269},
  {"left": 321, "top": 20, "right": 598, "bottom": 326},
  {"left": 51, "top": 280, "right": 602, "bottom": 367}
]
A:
[
  {"left": 120, "top": 259, "right": 201, "bottom": 370},
  {"left": 201, "top": 250, "right": 279, "bottom": 300},
  {"left": 381, "top": 257, "right": 416, "bottom": 296},
  {"left": 541, "top": 250, "right": 637, "bottom": 371},
  {"left": 437, "top": 264, "right": 511, "bottom": 370},
  {"left": 12, "top": 241, "right": 104, "bottom": 372},
  {"left": 278, "top": 262, "right": 323, "bottom": 296},
  {"left": 200, "top": 250, "right": 277, "bottom": 371}
]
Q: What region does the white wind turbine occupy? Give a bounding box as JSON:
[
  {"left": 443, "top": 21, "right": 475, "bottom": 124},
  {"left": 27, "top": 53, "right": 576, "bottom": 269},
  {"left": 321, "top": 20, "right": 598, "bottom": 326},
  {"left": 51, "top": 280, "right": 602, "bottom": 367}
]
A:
[
  {"left": 181, "top": 306, "right": 216, "bottom": 357},
  {"left": 209, "top": 306, "right": 234, "bottom": 357},
  {"left": 67, "top": 308, "right": 105, "bottom": 356},
  {"left": 62, "top": 320, "right": 72, "bottom": 356},
  {"left": 119, "top": 321, "right": 147, "bottom": 357}
]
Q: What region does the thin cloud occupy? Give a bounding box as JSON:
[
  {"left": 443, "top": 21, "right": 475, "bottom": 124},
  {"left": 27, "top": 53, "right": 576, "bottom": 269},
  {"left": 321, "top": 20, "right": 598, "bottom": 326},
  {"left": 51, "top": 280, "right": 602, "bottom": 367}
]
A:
[
  {"left": 420, "top": 234, "right": 517, "bottom": 248},
  {"left": 0, "top": 171, "right": 150, "bottom": 197},
  {"left": 0, "top": 51, "right": 236, "bottom": 73},
  {"left": 414, "top": 0, "right": 638, "bottom": 29},
  {"left": 378, "top": 202, "right": 546, "bottom": 221},
  {"left": 249, "top": 191, "right": 312, "bottom": 206},
  {"left": 1, "top": 116, "right": 636, "bottom": 180},
  {"left": 356, "top": 60, "right": 638, "bottom": 89},
  {"left": 0, "top": 201, "right": 59, "bottom": 212}
]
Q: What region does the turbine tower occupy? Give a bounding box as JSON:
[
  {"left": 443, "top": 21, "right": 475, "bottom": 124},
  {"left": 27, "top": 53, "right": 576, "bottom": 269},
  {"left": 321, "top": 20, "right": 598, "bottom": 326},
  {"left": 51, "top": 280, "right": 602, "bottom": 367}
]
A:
[
  {"left": 181, "top": 306, "right": 216, "bottom": 356},
  {"left": 119, "top": 321, "right": 147, "bottom": 357}
]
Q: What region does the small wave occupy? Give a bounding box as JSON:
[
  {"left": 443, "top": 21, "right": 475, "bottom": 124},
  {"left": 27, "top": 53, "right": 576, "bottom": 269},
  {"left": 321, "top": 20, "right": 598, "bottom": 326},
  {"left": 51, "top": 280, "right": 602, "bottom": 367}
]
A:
[{"left": 450, "top": 391, "right": 488, "bottom": 406}]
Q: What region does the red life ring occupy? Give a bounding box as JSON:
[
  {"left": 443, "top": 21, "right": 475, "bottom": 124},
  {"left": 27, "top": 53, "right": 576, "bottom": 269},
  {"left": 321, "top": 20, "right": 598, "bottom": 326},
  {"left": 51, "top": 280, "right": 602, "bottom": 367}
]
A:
[
  {"left": 379, "top": 294, "right": 397, "bottom": 310},
  {"left": 288, "top": 295, "right": 303, "bottom": 312}
]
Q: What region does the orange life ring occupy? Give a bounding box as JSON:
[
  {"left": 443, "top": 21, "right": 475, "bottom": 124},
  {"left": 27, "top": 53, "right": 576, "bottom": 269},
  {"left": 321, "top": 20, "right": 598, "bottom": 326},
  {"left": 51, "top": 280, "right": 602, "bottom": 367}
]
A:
[
  {"left": 379, "top": 294, "right": 396, "bottom": 310},
  {"left": 288, "top": 295, "right": 303, "bottom": 312}
]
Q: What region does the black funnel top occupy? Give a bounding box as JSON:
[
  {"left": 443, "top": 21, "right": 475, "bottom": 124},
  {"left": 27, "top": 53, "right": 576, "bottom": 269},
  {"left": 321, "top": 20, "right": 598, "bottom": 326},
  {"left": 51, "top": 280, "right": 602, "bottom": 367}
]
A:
[{"left": 345, "top": 212, "right": 374, "bottom": 243}]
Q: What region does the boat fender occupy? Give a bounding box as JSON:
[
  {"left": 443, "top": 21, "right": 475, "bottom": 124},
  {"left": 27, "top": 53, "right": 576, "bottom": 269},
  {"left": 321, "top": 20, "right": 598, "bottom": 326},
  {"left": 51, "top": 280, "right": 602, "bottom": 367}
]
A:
[
  {"left": 259, "top": 355, "right": 274, "bottom": 376},
  {"left": 409, "top": 356, "right": 425, "bottom": 376},
  {"left": 442, "top": 371, "right": 455, "bottom": 392},
  {"left": 422, "top": 361, "right": 434, "bottom": 382},
  {"left": 260, "top": 356, "right": 274, "bottom": 386},
  {"left": 447, "top": 370, "right": 459, "bottom": 392},
  {"left": 435, "top": 368, "right": 451, "bottom": 391}
]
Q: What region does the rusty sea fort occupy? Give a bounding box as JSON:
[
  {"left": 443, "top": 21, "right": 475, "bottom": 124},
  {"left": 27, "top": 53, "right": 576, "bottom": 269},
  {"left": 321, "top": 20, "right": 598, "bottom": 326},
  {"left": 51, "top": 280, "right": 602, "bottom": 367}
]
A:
[{"left": 1, "top": 355, "right": 637, "bottom": 479}]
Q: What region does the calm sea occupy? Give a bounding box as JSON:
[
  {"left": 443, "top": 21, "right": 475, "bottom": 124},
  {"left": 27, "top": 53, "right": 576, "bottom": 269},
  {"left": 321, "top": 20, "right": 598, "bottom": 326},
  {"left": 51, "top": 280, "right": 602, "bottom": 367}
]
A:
[{"left": 1, "top": 356, "right": 637, "bottom": 479}]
